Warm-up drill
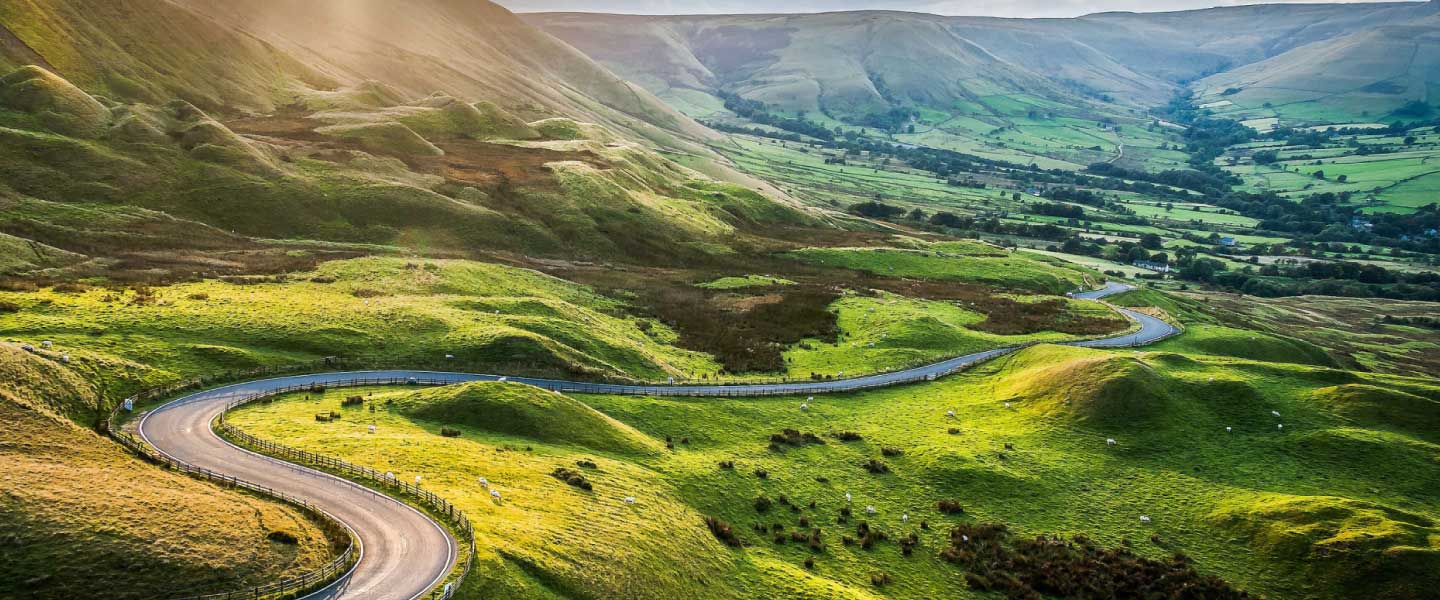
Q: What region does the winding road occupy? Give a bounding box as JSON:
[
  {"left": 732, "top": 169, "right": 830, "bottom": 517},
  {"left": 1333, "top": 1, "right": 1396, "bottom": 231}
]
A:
[{"left": 136, "top": 281, "right": 1175, "bottom": 600}]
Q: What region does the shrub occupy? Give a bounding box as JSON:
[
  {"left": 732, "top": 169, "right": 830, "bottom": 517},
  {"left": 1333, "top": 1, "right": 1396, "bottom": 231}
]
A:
[
  {"left": 770, "top": 429, "right": 825, "bottom": 448},
  {"left": 870, "top": 572, "right": 891, "bottom": 587},
  {"left": 705, "top": 517, "right": 742, "bottom": 547},
  {"left": 0, "top": 300, "right": 19, "bottom": 313},
  {"left": 814, "top": 476, "right": 829, "bottom": 483},
  {"left": 52, "top": 283, "right": 89, "bottom": 294},
  {"left": 939, "top": 523, "right": 1249, "bottom": 598},
  {"left": 440, "top": 426, "right": 461, "bottom": 438},
  {"left": 754, "top": 495, "right": 774, "bottom": 513},
  {"left": 863, "top": 459, "right": 891, "bottom": 474},
  {"left": 804, "top": 557, "right": 815, "bottom": 569},
  {"left": 550, "top": 467, "right": 593, "bottom": 491},
  {"left": 718, "top": 460, "right": 735, "bottom": 470},
  {"left": 948, "top": 427, "right": 960, "bottom": 435},
  {"left": 314, "top": 413, "right": 331, "bottom": 422},
  {"left": 833, "top": 431, "right": 863, "bottom": 441},
  {"left": 753, "top": 469, "right": 768, "bottom": 479},
  {"left": 937, "top": 500, "right": 965, "bottom": 515},
  {"left": 187, "top": 292, "right": 210, "bottom": 301},
  {"left": 341, "top": 396, "right": 365, "bottom": 407},
  {"left": 328, "top": 411, "right": 341, "bottom": 420},
  {"left": 266, "top": 530, "right": 300, "bottom": 545},
  {"left": 881, "top": 446, "right": 903, "bottom": 457},
  {"left": 352, "top": 288, "right": 385, "bottom": 298},
  {"left": 576, "top": 459, "right": 598, "bottom": 469}
]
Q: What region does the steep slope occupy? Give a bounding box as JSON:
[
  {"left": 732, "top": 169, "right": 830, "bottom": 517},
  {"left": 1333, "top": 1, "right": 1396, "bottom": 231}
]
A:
[
  {"left": 1196, "top": 14, "right": 1440, "bottom": 122},
  {"left": 0, "top": 343, "right": 339, "bottom": 599},
  {"left": 169, "top": 0, "right": 718, "bottom": 150}
]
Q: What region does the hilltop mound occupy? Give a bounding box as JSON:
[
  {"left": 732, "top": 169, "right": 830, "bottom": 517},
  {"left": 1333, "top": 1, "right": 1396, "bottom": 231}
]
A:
[
  {"left": 996, "top": 345, "right": 1271, "bottom": 430},
  {"left": 1312, "top": 384, "right": 1440, "bottom": 443},
  {"left": 0, "top": 65, "right": 109, "bottom": 137},
  {"left": 316, "top": 121, "right": 444, "bottom": 157},
  {"left": 395, "top": 95, "right": 539, "bottom": 140},
  {"left": 0, "top": 344, "right": 337, "bottom": 598},
  {"left": 388, "top": 381, "right": 661, "bottom": 455},
  {"left": 1158, "top": 326, "right": 1337, "bottom": 367},
  {"left": 1208, "top": 493, "right": 1440, "bottom": 600}
]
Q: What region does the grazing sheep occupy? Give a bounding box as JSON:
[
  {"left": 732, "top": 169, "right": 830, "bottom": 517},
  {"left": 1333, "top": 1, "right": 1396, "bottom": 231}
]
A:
[
  {"left": 1140, "top": 515, "right": 1152, "bottom": 524},
  {"left": 368, "top": 425, "right": 376, "bottom": 434},
  {"left": 41, "top": 341, "right": 52, "bottom": 349},
  {"left": 945, "top": 410, "right": 955, "bottom": 418},
  {"left": 490, "top": 489, "right": 502, "bottom": 501},
  {"left": 1003, "top": 401, "right": 1012, "bottom": 409},
  {"left": 60, "top": 354, "right": 70, "bottom": 364},
  {"left": 807, "top": 396, "right": 814, "bottom": 402},
  {"left": 1106, "top": 438, "right": 1117, "bottom": 446},
  {"left": 624, "top": 496, "right": 637, "bottom": 505},
  {"left": 445, "top": 354, "right": 455, "bottom": 360},
  {"left": 845, "top": 492, "right": 852, "bottom": 503},
  {"left": 1271, "top": 410, "right": 1281, "bottom": 418},
  {"left": 498, "top": 376, "right": 508, "bottom": 383},
  {"left": 1226, "top": 427, "right": 1233, "bottom": 433},
  {"left": 800, "top": 403, "right": 809, "bottom": 411},
  {"left": 961, "top": 534, "right": 970, "bottom": 542},
  {"left": 901, "top": 513, "right": 909, "bottom": 523},
  {"left": 19, "top": 344, "right": 34, "bottom": 352},
  {"left": 1278, "top": 424, "right": 1284, "bottom": 430},
  {"left": 385, "top": 472, "right": 395, "bottom": 479},
  {"left": 415, "top": 476, "right": 423, "bottom": 484},
  {"left": 865, "top": 505, "right": 877, "bottom": 515}
]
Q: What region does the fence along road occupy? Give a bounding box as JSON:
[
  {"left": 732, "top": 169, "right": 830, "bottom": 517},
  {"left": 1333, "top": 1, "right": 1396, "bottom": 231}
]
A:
[{"left": 136, "top": 281, "right": 1174, "bottom": 599}]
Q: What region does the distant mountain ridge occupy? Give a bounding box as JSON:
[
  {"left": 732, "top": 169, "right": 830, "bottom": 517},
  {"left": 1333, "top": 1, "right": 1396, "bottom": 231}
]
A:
[{"left": 527, "top": 2, "right": 1440, "bottom": 123}]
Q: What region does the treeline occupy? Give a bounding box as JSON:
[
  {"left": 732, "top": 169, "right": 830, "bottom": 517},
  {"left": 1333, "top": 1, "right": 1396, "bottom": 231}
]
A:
[
  {"left": 1217, "top": 192, "right": 1440, "bottom": 253},
  {"left": 719, "top": 92, "right": 835, "bottom": 141},
  {"left": 1084, "top": 162, "right": 1238, "bottom": 197}
]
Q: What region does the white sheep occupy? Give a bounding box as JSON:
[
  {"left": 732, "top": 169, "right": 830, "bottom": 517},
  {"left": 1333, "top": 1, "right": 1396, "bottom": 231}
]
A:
[
  {"left": 844, "top": 492, "right": 852, "bottom": 503},
  {"left": 807, "top": 396, "right": 814, "bottom": 402},
  {"left": 800, "top": 403, "right": 809, "bottom": 411},
  {"left": 901, "top": 513, "right": 909, "bottom": 523},
  {"left": 1277, "top": 423, "right": 1284, "bottom": 430},
  {"left": 490, "top": 489, "right": 502, "bottom": 501},
  {"left": 1140, "top": 515, "right": 1152, "bottom": 524},
  {"left": 623, "top": 496, "right": 637, "bottom": 505},
  {"left": 498, "top": 376, "right": 508, "bottom": 383},
  {"left": 961, "top": 534, "right": 970, "bottom": 543},
  {"left": 1106, "top": 438, "right": 1117, "bottom": 446},
  {"left": 1004, "top": 401, "right": 1012, "bottom": 409},
  {"left": 60, "top": 353, "right": 70, "bottom": 364},
  {"left": 368, "top": 425, "right": 376, "bottom": 434},
  {"left": 385, "top": 471, "right": 395, "bottom": 479},
  {"left": 19, "top": 343, "right": 34, "bottom": 352},
  {"left": 865, "top": 505, "right": 877, "bottom": 515},
  {"left": 1271, "top": 410, "right": 1281, "bottom": 418},
  {"left": 415, "top": 475, "right": 423, "bottom": 484},
  {"left": 41, "top": 340, "right": 52, "bottom": 349},
  {"left": 1226, "top": 426, "right": 1233, "bottom": 433},
  {"left": 946, "top": 410, "right": 956, "bottom": 418},
  {"left": 445, "top": 354, "right": 455, "bottom": 360}
]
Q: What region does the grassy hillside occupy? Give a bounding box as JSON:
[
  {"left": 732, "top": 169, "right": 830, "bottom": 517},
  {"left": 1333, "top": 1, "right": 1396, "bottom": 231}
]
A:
[
  {"left": 0, "top": 65, "right": 814, "bottom": 277},
  {"left": 0, "top": 344, "right": 338, "bottom": 599},
  {"left": 229, "top": 336, "right": 1440, "bottom": 600}
]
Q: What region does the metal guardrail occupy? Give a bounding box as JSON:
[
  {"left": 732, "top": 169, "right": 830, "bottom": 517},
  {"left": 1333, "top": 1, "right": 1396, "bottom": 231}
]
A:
[
  {"left": 105, "top": 426, "right": 358, "bottom": 600},
  {"left": 213, "top": 378, "right": 476, "bottom": 600}
]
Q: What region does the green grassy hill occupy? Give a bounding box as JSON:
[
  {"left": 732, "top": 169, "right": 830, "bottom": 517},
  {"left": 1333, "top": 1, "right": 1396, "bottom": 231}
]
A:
[
  {"left": 229, "top": 335, "right": 1440, "bottom": 600},
  {"left": 0, "top": 344, "right": 340, "bottom": 600}
]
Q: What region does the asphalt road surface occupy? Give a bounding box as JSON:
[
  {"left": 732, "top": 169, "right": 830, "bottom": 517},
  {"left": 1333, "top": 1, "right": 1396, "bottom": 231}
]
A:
[{"left": 137, "top": 281, "right": 1173, "bottom": 599}]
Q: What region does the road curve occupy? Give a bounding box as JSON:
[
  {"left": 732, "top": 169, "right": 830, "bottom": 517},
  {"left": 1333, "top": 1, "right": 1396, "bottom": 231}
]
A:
[
  {"left": 137, "top": 281, "right": 1173, "bottom": 599},
  {"left": 139, "top": 384, "right": 457, "bottom": 600}
]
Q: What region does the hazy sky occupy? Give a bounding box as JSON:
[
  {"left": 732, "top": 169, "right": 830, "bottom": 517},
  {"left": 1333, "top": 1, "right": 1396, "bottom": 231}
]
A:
[{"left": 500, "top": 0, "right": 1408, "bottom": 18}]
